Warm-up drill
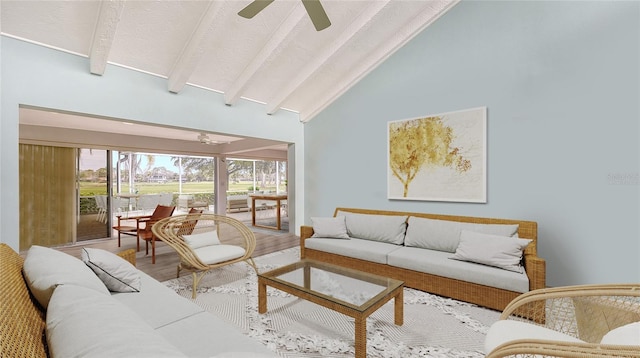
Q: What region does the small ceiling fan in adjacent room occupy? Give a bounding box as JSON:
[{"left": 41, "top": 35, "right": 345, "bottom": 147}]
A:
[
  {"left": 197, "top": 133, "right": 226, "bottom": 145},
  {"left": 238, "top": 0, "right": 331, "bottom": 31}
]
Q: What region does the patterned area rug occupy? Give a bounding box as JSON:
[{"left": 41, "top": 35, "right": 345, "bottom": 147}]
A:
[{"left": 163, "top": 247, "right": 500, "bottom": 357}]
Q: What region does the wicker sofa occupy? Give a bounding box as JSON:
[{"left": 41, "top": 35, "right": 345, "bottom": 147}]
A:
[
  {"left": 0, "top": 243, "right": 275, "bottom": 358},
  {"left": 300, "top": 207, "right": 546, "bottom": 311}
]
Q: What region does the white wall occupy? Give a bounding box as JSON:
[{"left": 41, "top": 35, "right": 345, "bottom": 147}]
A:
[
  {"left": 0, "top": 37, "right": 305, "bottom": 251},
  {"left": 304, "top": 1, "right": 639, "bottom": 287}
]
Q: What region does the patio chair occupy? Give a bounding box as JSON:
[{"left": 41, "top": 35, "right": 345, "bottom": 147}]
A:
[
  {"left": 113, "top": 204, "right": 175, "bottom": 251},
  {"left": 152, "top": 213, "right": 257, "bottom": 298},
  {"left": 142, "top": 207, "right": 202, "bottom": 264},
  {"left": 485, "top": 283, "right": 640, "bottom": 358}
]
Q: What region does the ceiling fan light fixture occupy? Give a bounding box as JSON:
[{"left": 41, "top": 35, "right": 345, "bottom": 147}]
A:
[{"left": 238, "top": 0, "right": 331, "bottom": 31}]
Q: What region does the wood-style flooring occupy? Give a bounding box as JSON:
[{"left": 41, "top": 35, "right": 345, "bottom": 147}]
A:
[{"left": 56, "top": 230, "right": 299, "bottom": 282}]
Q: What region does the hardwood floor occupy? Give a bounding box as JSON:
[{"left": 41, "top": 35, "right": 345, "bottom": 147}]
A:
[{"left": 56, "top": 230, "right": 299, "bottom": 282}]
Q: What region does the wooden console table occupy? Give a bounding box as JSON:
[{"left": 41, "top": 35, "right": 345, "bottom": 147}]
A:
[{"left": 250, "top": 193, "right": 287, "bottom": 230}]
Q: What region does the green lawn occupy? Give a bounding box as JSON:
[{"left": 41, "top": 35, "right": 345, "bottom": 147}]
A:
[{"left": 79, "top": 181, "right": 283, "bottom": 196}]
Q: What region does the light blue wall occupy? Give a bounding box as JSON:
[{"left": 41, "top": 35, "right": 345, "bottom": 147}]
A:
[
  {"left": 305, "top": 1, "right": 639, "bottom": 286},
  {"left": 0, "top": 37, "right": 305, "bottom": 251}
]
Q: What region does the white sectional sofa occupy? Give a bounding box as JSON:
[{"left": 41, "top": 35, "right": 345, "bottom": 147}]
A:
[
  {"left": 300, "top": 207, "right": 546, "bottom": 311},
  {"left": 1, "top": 243, "right": 275, "bottom": 358}
]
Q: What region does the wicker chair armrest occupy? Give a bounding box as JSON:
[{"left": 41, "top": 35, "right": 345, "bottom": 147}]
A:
[
  {"left": 300, "top": 225, "right": 314, "bottom": 240},
  {"left": 501, "top": 284, "right": 640, "bottom": 320},
  {"left": 523, "top": 255, "right": 546, "bottom": 291},
  {"left": 116, "top": 249, "right": 136, "bottom": 266},
  {"left": 487, "top": 339, "right": 640, "bottom": 358}
]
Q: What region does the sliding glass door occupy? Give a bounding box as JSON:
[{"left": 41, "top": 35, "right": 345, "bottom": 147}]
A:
[{"left": 76, "top": 149, "right": 110, "bottom": 241}]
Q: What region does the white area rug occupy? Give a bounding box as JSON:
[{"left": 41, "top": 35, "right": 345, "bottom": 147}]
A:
[{"left": 163, "top": 247, "right": 500, "bottom": 357}]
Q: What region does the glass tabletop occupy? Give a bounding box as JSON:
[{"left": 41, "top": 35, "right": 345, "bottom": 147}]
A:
[{"left": 259, "top": 260, "right": 403, "bottom": 311}]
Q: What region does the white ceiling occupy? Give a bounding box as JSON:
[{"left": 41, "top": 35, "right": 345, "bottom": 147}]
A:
[{"left": 2, "top": 0, "right": 458, "bottom": 154}]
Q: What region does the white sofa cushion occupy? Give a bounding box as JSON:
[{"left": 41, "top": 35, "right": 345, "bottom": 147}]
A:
[
  {"left": 305, "top": 237, "right": 402, "bottom": 264},
  {"left": 387, "top": 246, "right": 530, "bottom": 293},
  {"left": 111, "top": 270, "right": 204, "bottom": 329},
  {"left": 600, "top": 322, "right": 640, "bottom": 345},
  {"left": 156, "top": 311, "right": 277, "bottom": 357},
  {"left": 183, "top": 230, "right": 221, "bottom": 249},
  {"left": 485, "top": 320, "right": 584, "bottom": 354},
  {"left": 336, "top": 211, "right": 407, "bottom": 244},
  {"left": 81, "top": 248, "right": 141, "bottom": 293},
  {"left": 23, "top": 245, "right": 109, "bottom": 308},
  {"left": 46, "top": 284, "right": 187, "bottom": 358},
  {"left": 311, "top": 216, "right": 350, "bottom": 239},
  {"left": 404, "top": 216, "right": 519, "bottom": 253},
  {"left": 194, "top": 245, "right": 245, "bottom": 264},
  {"left": 451, "top": 231, "right": 532, "bottom": 273}
]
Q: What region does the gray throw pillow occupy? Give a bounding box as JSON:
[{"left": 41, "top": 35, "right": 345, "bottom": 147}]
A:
[
  {"left": 311, "top": 216, "right": 350, "bottom": 239},
  {"left": 450, "top": 230, "right": 532, "bottom": 273},
  {"left": 82, "top": 248, "right": 141, "bottom": 293}
]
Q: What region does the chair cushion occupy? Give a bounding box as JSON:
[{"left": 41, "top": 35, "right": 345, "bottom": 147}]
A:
[
  {"left": 81, "top": 248, "right": 141, "bottom": 293},
  {"left": 46, "top": 284, "right": 186, "bottom": 357},
  {"left": 600, "top": 322, "right": 640, "bottom": 345},
  {"left": 193, "top": 245, "right": 245, "bottom": 265},
  {"left": 311, "top": 216, "right": 350, "bottom": 239},
  {"left": 484, "top": 320, "right": 584, "bottom": 354},
  {"left": 23, "top": 245, "right": 109, "bottom": 308}
]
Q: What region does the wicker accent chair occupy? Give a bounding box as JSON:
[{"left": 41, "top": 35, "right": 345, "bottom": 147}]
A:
[
  {"left": 142, "top": 207, "right": 201, "bottom": 264},
  {"left": 152, "top": 213, "right": 257, "bottom": 299},
  {"left": 485, "top": 284, "right": 640, "bottom": 358}
]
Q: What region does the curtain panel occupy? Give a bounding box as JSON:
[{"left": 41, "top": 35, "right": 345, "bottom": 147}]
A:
[{"left": 19, "top": 144, "right": 76, "bottom": 250}]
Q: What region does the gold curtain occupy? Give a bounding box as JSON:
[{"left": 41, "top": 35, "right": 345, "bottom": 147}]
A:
[{"left": 19, "top": 144, "right": 76, "bottom": 249}]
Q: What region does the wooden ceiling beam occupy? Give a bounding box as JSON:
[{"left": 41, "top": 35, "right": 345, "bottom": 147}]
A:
[
  {"left": 167, "top": 1, "right": 226, "bottom": 94},
  {"left": 264, "top": 0, "right": 390, "bottom": 115},
  {"left": 224, "top": 3, "right": 305, "bottom": 106},
  {"left": 89, "top": 0, "right": 125, "bottom": 75}
]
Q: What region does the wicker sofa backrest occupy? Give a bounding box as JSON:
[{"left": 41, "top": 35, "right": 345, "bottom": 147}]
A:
[
  {"left": 333, "top": 207, "right": 539, "bottom": 256},
  {"left": 0, "top": 243, "right": 48, "bottom": 357}
]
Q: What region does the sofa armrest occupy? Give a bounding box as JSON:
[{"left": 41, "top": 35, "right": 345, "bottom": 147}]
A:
[
  {"left": 117, "top": 249, "right": 136, "bottom": 266},
  {"left": 299, "top": 225, "right": 314, "bottom": 258},
  {"left": 523, "top": 254, "right": 546, "bottom": 291}
]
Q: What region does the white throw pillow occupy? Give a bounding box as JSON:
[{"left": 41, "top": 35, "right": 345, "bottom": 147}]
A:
[
  {"left": 81, "top": 248, "right": 141, "bottom": 293},
  {"left": 183, "top": 230, "right": 221, "bottom": 249},
  {"left": 311, "top": 216, "right": 350, "bottom": 239},
  {"left": 405, "top": 216, "right": 520, "bottom": 253},
  {"left": 600, "top": 322, "right": 640, "bottom": 345},
  {"left": 22, "top": 245, "right": 109, "bottom": 308},
  {"left": 451, "top": 230, "right": 532, "bottom": 273},
  {"left": 46, "top": 284, "right": 187, "bottom": 357},
  {"left": 336, "top": 211, "right": 407, "bottom": 245}
]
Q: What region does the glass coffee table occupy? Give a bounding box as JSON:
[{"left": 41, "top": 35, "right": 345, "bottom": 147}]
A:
[{"left": 257, "top": 259, "right": 404, "bottom": 358}]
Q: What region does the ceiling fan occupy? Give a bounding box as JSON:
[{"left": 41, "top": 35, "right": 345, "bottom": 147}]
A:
[
  {"left": 238, "top": 0, "right": 331, "bottom": 31},
  {"left": 197, "top": 133, "right": 227, "bottom": 145}
]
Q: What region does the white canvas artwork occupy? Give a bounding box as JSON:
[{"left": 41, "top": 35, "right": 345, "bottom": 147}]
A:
[{"left": 387, "top": 107, "right": 486, "bottom": 203}]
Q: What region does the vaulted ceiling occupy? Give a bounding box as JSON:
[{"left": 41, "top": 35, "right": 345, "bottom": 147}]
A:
[
  {"left": 3, "top": 0, "right": 458, "bottom": 158},
  {"left": 1, "top": 0, "right": 458, "bottom": 122}
]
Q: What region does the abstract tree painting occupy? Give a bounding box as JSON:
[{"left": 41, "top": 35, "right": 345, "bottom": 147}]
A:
[{"left": 388, "top": 107, "right": 486, "bottom": 202}]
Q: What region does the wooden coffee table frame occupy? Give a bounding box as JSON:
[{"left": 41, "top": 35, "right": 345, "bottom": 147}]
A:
[{"left": 258, "top": 259, "right": 404, "bottom": 358}]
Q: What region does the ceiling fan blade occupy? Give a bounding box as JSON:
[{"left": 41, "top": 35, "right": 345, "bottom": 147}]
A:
[
  {"left": 238, "top": 0, "right": 275, "bottom": 19},
  {"left": 301, "top": 0, "right": 331, "bottom": 31}
]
